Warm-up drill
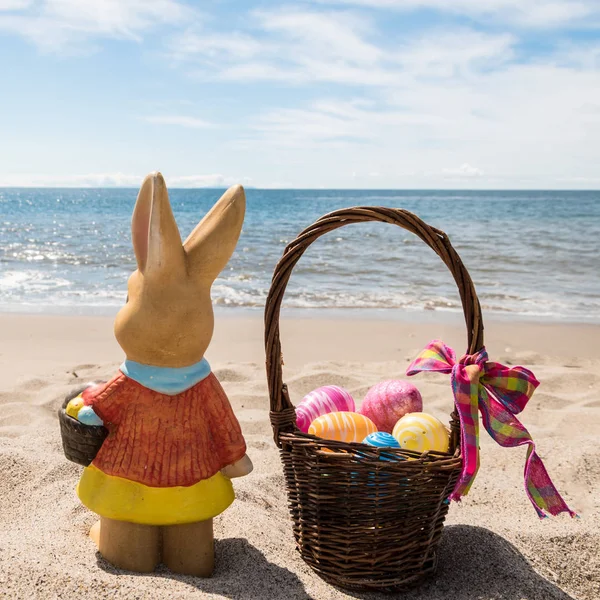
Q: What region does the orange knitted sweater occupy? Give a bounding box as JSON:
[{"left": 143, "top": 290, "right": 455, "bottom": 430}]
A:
[{"left": 82, "top": 372, "right": 246, "bottom": 488}]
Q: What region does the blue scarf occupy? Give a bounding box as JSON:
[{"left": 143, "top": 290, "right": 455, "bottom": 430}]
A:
[{"left": 120, "top": 358, "right": 211, "bottom": 395}]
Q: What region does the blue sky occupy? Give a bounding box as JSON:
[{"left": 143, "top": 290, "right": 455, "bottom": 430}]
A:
[{"left": 0, "top": 0, "right": 599, "bottom": 189}]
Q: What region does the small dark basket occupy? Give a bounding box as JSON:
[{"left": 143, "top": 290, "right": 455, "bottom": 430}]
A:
[
  {"left": 265, "top": 207, "right": 484, "bottom": 593},
  {"left": 58, "top": 383, "right": 108, "bottom": 467}
]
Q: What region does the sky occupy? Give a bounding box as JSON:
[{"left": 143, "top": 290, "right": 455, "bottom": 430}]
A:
[{"left": 0, "top": 0, "right": 599, "bottom": 189}]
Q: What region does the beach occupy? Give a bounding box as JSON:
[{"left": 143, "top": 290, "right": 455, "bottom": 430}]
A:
[
  {"left": 3, "top": 0, "right": 600, "bottom": 596},
  {"left": 0, "top": 312, "right": 598, "bottom": 600}
]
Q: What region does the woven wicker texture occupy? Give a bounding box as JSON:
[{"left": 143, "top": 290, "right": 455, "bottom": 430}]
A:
[
  {"left": 58, "top": 383, "right": 108, "bottom": 467},
  {"left": 265, "top": 207, "right": 484, "bottom": 592}
]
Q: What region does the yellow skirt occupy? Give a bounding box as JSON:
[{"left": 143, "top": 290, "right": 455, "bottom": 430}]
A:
[{"left": 77, "top": 465, "right": 235, "bottom": 525}]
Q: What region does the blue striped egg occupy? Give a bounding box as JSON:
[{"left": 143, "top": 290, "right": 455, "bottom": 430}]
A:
[
  {"left": 362, "top": 432, "right": 404, "bottom": 462},
  {"left": 362, "top": 432, "right": 400, "bottom": 448}
]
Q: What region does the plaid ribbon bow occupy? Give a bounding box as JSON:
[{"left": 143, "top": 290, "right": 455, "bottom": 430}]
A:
[{"left": 407, "top": 340, "right": 576, "bottom": 519}]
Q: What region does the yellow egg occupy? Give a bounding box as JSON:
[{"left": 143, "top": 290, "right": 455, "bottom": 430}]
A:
[
  {"left": 66, "top": 394, "right": 85, "bottom": 419},
  {"left": 392, "top": 412, "right": 450, "bottom": 454},
  {"left": 308, "top": 411, "right": 377, "bottom": 443}
]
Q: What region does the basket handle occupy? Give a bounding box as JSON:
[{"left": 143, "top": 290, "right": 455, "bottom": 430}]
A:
[{"left": 265, "top": 206, "right": 484, "bottom": 445}]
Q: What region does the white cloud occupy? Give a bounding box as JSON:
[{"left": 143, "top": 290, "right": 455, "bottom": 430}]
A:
[
  {"left": 172, "top": 7, "right": 381, "bottom": 70},
  {"left": 169, "top": 174, "right": 231, "bottom": 187},
  {"left": 170, "top": 8, "right": 396, "bottom": 85},
  {"left": 311, "top": 0, "right": 600, "bottom": 28},
  {"left": 442, "top": 163, "right": 484, "bottom": 178},
  {"left": 0, "top": 172, "right": 142, "bottom": 187},
  {"left": 2, "top": 3, "right": 600, "bottom": 188},
  {"left": 141, "top": 115, "right": 214, "bottom": 129},
  {"left": 242, "top": 50, "right": 600, "bottom": 186},
  {"left": 170, "top": 31, "right": 263, "bottom": 62},
  {"left": 257, "top": 8, "right": 381, "bottom": 65},
  {"left": 0, "top": 0, "right": 33, "bottom": 9},
  {"left": 391, "top": 30, "right": 515, "bottom": 76},
  {"left": 186, "top": 9, "right": 597, "bottom": 187},
  {"left": 0, "top": 172, "right": 245, "bottom": 188},
  {"left": 0, "top": 0, "right": 192, "bottom": 51},
  {"left": 249, "top": 98, "right": 452, "bottom": 149},
  {"left": 172, "top": 10, "right": 515, "bottom": 88}
]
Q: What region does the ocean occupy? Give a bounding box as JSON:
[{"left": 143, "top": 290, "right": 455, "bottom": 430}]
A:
[{"left": 1, "top": 188, "right": 599, "bottom": 322}]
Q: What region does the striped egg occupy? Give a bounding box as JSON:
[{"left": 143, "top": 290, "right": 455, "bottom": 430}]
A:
[
  {"left": 309, "top": 411, "right": 377, "bottom": 443},
  {"left": 296, "top": 386, "right": 356, "bottom": 433},
  {"left": 362, "top": 431, "right": 403, "bottom": 462},
  {"left": 392, "top": 412, "right": 450, "bottom": 454},
  {"left": 362, "top": 432, "right": 400, "bottom": 448}
]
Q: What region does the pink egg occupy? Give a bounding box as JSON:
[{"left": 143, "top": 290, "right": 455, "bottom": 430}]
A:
[
  {"left": 359, "top": 380, "right": 423, "bottom": 433},
  {"left": 296, "top": 386, "right": 356, "bottom": 433}
]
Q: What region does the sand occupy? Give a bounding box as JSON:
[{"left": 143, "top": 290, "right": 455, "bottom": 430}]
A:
[{"left": 0, "top": 312, "right": 598, "bottom": 600}]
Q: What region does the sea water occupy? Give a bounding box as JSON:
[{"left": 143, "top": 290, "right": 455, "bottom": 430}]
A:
[{"left": 0, "top": 188, "right": 599, "bottom": 322}]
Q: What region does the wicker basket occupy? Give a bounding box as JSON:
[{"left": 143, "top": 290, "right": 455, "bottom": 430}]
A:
[
  {"left": 58, "top": 383, "right": 108, "bottom": 467},
  {"left": 265, "top": 207, "right": 484, "bottom": 593}
]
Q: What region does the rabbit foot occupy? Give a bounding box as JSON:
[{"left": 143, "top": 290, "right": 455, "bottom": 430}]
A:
[
  {"left": 221, "top": 454, "right": 253, "bottom": 479},
  {"left": 162, "top": 519, "right": 214, "bottom": 577},
  {"left": 89, "top": 519, "right": 101, "bottom": 548},
  {"left": 94, "top": 517, "right": 160, "bottom": 573}
]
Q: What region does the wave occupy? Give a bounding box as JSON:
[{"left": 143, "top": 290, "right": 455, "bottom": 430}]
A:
[
  {"left": 2, "top": 279, "right": 598, "bottom": 321},
  {"left": 1, "top": 188, "right": 599, "bottom": 322}
]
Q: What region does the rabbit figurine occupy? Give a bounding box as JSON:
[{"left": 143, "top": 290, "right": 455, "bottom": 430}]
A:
[{"left": 63, "top": 173, "right": 253, "bottom": 576}]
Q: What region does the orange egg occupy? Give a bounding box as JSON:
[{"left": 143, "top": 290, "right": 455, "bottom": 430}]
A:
[{"left": 308, "top": 411, "right": 377, "bottom": 443}]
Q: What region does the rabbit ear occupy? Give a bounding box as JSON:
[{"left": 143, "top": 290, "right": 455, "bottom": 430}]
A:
[
  {"left": 132, "top": 172, "right": 185, "bottom": 276},
  {"left": 183, "top": 184, "right": 245, "bottom": 282}
]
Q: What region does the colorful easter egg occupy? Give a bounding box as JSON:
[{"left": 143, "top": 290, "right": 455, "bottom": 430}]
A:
[
  {"left": 392, "top": 412, "right": 450, "bottom": 454},
  {"left": 362, "top": 431, "right": 403, "bottom": 462},
  {"left": 309, "top": 411, "right": 377, "bottom": 443},
  {"left": 65, "top": 394, "right": 84, "bottom": 419},
  {"left": 362, "top": 432, "right": 400, "bottom": 448},
  {"left": 296, "top": 386, "right": 355, "bottom": 433},
  {"left": 77, "top": 405, "right": 104, "bottom": 426},
  {"left": 359, "top": 380, "right": 423, "bottom": 433}
]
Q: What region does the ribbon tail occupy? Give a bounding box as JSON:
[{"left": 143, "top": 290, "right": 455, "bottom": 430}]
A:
[
  {"left": 479, "top": 391, "right": 577, "bottom": 519},
  {"left": 524, "top": 445, "right": 578, "bottom": 519},
  {"left": 448, "top": 364, "right": 482, "bottom": 502}
]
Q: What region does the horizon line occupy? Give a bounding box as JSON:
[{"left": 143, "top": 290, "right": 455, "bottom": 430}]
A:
[{"left": 1, "top": 186, "right": 599, "bottom": 192}]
